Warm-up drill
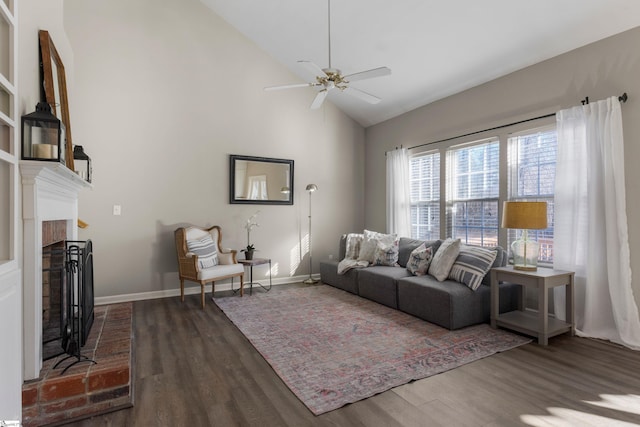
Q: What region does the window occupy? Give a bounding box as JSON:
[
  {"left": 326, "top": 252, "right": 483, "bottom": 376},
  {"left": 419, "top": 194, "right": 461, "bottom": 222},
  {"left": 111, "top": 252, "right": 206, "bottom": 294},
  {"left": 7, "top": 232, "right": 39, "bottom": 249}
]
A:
[
  {"left": 410, "top": 152, "right": 440, "bottom": 240},
  {"left": 447, "top": 139, "right": 500, "bottom": 247},
  {"left": 507, "top": 128, "right": 557, "bottom": 262},
  {"left": 408, "top": 124, "right": 557, "bottom": 259}
]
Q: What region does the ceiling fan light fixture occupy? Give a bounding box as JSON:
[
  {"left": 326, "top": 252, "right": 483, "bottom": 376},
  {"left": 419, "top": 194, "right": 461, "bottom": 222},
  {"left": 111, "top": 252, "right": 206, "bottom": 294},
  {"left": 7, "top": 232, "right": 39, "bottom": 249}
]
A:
[{"left": 263, "top": 0, "right": 391, "bottom": 110}]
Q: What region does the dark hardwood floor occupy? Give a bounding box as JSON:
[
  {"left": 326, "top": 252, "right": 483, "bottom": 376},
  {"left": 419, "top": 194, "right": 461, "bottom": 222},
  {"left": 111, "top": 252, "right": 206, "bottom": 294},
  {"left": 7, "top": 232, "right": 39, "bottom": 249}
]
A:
[{"left": 66, "top": 284, "right": 640, "bottom": 426}]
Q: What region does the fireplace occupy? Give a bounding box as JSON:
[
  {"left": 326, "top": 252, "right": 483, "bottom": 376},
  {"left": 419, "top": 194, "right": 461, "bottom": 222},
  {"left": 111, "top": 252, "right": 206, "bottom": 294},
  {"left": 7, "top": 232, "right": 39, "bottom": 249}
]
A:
[{"left": 21, "top": 162, "right": 91, "bottom": 380}]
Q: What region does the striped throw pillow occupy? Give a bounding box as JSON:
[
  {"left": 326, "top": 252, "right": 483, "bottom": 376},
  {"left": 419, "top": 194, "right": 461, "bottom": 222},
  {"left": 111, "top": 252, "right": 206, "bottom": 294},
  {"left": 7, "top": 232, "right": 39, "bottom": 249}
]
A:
[
  {"left": 448, "top": 245, "right": 497, "bottom": 290},
  {"left": 186, "top": 235, "right": 218, "bottom": 269}
]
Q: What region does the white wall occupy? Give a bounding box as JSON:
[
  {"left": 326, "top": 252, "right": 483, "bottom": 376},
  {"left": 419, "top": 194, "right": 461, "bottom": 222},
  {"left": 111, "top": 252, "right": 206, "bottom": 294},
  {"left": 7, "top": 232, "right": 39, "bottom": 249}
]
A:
[
  {"left": 63, "top": 0, "right": 365, "bottom": 298},
  {"left": 365, "top": 26, "right": 640, "bottom": 306}
]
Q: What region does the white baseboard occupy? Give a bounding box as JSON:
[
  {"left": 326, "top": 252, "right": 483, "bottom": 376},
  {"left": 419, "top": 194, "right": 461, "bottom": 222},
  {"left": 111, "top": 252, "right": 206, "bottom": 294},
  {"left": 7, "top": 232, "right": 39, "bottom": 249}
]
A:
[{"left": 94, "top": 273, "right": 320, "bottom": 306}]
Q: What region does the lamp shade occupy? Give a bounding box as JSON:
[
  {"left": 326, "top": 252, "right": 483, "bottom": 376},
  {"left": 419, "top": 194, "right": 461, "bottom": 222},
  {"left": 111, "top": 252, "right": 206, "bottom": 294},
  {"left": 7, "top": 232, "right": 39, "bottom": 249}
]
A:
[
  {"left": 305, "top": 184, "right": 318, "bottom": 192},
  {"left": 501, "top": 201, "right": 547, "bottom": 230}
]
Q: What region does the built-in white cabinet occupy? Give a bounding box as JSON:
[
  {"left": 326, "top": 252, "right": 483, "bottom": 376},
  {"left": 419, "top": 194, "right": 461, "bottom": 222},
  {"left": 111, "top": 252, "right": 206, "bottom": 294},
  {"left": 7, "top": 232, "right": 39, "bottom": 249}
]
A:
[{"left": 0, "top": 0, "right": 22, "bottom": 422}]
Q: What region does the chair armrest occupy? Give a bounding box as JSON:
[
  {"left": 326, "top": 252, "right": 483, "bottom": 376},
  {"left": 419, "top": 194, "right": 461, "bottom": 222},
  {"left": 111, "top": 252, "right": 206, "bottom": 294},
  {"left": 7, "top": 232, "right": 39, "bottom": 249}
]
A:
[
  {"left": 179, "top": 252, "right": 200, "bottom": 275},
  {"left": 218, "top": 248, "right": 239, "bottom": 265}
]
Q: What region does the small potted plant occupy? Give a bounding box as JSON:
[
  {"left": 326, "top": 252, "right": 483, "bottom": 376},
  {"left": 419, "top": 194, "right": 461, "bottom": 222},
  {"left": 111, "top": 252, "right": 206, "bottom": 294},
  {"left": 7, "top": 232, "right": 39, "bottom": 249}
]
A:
[
  {"left": 242, "top": 211, "right": 259, "bottom": 260},
  {"left": 241, "top": 244, "right": 256, "bottom": 260}
]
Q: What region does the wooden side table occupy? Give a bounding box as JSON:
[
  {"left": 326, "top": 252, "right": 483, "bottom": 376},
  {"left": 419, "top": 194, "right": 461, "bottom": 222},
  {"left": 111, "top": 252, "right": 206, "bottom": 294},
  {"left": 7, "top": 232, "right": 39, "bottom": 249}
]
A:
[
  {"left": 490, "top": 266, "right": 574, "bottom": 345},
  {"left": 238, "top": 258, "right": 272, "bottom": 295}
]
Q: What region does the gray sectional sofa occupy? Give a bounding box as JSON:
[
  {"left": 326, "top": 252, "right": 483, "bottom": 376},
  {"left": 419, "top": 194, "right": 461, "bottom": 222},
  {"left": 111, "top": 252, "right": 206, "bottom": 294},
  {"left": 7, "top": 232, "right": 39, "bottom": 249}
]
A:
[{"left": 319, "top": 235, "right": 521, "bottom": 330}]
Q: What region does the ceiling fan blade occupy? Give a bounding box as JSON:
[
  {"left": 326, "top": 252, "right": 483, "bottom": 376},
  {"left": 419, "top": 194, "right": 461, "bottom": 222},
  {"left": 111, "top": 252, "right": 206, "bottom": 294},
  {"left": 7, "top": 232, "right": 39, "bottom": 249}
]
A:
[
  {"left": 310, "top": 90, "right": 328, "bottom": 109},
  {"left": 298, "top": 60, "right": 328, "bottom": 79},
  {"left": 343, "top": 66, "right": 391, "bottom": 83},
  {"left": 264, "top": 82, "right": 314, "bottom": 91},
  {"left": 343, "top": 87, "right": 381, "bottom": 104}
]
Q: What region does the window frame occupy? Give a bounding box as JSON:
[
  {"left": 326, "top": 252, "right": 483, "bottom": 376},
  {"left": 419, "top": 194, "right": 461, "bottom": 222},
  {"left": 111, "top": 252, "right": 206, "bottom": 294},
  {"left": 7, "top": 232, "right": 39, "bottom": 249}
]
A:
[
  {"left": 506, "top": 125, "right": 557, "bottom": 264},
  {"left": 446, "top": 138, "right": 500, "bottom": 247}
]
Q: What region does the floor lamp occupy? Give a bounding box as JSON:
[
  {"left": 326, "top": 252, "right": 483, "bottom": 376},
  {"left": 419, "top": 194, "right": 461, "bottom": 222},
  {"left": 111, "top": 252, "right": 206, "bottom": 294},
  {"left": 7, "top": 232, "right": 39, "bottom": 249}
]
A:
[{"left": 304, "top": 184, "right": 318, "bottom": 284}]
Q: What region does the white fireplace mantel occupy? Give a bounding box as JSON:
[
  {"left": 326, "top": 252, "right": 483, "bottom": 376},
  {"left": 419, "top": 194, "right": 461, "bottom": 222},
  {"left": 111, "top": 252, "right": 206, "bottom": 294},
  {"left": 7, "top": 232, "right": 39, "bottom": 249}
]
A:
[{"left": 20, "top": 161, "right": 91, "bottom": 380}]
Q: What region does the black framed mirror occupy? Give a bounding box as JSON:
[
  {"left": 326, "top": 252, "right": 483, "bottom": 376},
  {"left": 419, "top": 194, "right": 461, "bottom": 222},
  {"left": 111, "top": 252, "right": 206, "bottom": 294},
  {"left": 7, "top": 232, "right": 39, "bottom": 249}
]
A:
[{"left": 230, "top": 155, "right": 294, "bottom": 205}]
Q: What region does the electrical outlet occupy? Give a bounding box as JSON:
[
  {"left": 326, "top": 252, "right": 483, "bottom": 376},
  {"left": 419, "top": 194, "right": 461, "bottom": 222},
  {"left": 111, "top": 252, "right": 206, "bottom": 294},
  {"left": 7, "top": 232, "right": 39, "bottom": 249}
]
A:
[{"left": 113, "top": 204, "right": 122, "bottom": 216}]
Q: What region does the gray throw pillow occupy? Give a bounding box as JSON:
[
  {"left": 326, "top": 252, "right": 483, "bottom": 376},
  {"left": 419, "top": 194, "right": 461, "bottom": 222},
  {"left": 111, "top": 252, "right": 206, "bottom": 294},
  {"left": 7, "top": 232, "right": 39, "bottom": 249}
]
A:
[{"left": 428, "top": 238, "right": 461, "bottom": 281}]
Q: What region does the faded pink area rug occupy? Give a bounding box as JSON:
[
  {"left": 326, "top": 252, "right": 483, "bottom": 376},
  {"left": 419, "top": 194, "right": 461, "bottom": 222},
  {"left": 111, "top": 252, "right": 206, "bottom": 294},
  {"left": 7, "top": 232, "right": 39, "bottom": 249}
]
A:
[{"left": 214, "top": 285, "right": 530, "bottom": 415}]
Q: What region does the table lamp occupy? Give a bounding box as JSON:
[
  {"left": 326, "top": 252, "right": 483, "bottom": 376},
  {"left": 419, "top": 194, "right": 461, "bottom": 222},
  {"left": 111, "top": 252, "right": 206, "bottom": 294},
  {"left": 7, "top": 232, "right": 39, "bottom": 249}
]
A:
[{"left": 501, "top": 201, "right": 548, "bottom": 271}]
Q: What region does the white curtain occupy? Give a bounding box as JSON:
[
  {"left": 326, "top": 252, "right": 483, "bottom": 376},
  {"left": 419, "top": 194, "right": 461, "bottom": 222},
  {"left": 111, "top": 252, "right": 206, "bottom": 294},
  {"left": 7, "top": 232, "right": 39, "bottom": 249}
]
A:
[
  {"left": 386, "top": 148, "right": 411, "bottom": 237},
  {"left": 554, "top": 96, "right": 640, "bottom": 349},
  {"left": 247, "top": 175, "right": 268, "bottom": 200}
]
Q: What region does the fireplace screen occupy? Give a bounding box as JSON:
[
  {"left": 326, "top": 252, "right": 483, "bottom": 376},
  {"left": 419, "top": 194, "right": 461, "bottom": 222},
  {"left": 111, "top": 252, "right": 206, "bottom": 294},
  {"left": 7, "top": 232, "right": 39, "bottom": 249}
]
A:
[{"left": 43, "top": 239, "right": 96, "bottom": 373}]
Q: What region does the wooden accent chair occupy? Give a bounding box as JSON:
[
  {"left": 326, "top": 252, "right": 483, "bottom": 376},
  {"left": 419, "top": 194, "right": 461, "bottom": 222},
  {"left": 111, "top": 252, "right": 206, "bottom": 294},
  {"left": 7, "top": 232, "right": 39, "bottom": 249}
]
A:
[{"left": 175, "top": 225, "right": 244, "bottom": 308}]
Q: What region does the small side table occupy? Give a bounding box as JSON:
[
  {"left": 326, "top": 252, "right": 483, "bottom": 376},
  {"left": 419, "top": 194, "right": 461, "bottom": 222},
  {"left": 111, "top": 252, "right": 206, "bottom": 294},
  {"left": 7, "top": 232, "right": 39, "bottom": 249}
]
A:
[
  {"left": 237, "top": 258, "right": 272, "bottom": 295},
  {"left": 490, "top": 266, "right": 574, "bottom": 345}
]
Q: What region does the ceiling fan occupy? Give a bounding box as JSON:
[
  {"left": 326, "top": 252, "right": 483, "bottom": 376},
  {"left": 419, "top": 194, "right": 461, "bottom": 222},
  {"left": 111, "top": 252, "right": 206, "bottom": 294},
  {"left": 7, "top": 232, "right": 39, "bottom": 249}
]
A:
[{"left": 264, "top": 0, "right": 391, "bottom": 110}]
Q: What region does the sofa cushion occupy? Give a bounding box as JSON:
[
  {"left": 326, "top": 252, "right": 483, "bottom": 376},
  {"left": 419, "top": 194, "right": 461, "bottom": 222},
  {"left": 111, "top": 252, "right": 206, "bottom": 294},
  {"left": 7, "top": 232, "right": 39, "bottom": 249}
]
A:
[
  {"left": 186, "top": 235, "right": 218, "bottom": 269},
  {"left": 358, "top": 230, "right": 397, "bottom": 263},
  {"left": 448, "top": 245, "right": 498, "bottom": 290},
  {"left": 398, "top": 238, "right": 441, "bottom": 268},
  {"left": 320, "top": 260, "right": 360, "bottom": 294},
  {"left": 406, "top": 244, "right": 433, "bottom": 276},
  {"left": 428, "top": 238, "right": 461, "bottom": 281},
  {"left": 357, "top": 266, "right": 412, "bottom": 309}
]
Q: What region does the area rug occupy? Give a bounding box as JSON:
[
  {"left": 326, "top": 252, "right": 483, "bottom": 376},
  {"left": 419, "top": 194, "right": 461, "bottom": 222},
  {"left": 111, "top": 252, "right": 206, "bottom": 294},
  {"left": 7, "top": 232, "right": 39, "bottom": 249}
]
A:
[{"left": 214, "top": 285, "right": 530, "bottom": 415}]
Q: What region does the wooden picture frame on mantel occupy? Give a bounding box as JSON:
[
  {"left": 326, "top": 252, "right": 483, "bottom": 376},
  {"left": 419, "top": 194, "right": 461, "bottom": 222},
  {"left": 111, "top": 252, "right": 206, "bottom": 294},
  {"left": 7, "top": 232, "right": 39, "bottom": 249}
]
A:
[{"left": 39, "top": 30, "right": 74, "bottom": 171}]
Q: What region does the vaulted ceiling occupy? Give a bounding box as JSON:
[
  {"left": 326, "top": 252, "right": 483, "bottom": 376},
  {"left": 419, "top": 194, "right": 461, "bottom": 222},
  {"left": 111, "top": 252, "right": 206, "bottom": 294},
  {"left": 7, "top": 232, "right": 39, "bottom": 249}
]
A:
[{"left": 201, "top": 0, "right": 640, "bottom": 127}]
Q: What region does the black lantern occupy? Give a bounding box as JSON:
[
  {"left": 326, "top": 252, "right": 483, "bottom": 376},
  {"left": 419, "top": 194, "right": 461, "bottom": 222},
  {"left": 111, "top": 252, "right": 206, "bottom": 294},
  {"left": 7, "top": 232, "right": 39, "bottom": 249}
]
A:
[
  {"left": 21, "top": 102, "right": 66, "bottom": 163},
  {"left": 73, "top": 145, "right": 92, "bottom": 183}
]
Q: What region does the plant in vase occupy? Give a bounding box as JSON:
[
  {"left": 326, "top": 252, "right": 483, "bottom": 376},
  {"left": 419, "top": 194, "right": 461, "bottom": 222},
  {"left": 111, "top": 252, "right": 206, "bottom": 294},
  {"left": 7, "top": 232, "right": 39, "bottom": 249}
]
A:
[
  {"left": 241, "top": 244, "right": 256, "bottom": 260},
  {"left": 243, "top": 211, "right": 260, "bottom": 260}
]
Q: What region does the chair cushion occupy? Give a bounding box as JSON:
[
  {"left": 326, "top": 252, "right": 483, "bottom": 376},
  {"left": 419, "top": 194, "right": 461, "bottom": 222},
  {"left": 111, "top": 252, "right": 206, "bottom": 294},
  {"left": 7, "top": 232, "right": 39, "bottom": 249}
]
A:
[
  {"left": 198, "top": 264, "right": 244, "bottom": 281},
  {"left": 186, "top": 234, "right": 218, "bottom": 269}
]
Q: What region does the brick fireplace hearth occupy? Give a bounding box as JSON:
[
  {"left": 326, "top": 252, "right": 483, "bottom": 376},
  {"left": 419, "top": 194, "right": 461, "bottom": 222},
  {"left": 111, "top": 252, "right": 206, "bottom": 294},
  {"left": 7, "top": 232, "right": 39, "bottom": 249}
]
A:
[{"left": 22, "top": 303, "right": 134, "bottom": 426}]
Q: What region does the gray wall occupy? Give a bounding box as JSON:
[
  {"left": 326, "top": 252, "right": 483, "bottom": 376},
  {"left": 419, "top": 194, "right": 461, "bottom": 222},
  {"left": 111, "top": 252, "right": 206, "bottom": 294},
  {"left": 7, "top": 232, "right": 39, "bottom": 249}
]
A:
[
  {"left": 61, "top": 0, "right": 365, "bottom": 298},
  {"left": 365, "top": 26, "right": 640, "bottom": 306}
]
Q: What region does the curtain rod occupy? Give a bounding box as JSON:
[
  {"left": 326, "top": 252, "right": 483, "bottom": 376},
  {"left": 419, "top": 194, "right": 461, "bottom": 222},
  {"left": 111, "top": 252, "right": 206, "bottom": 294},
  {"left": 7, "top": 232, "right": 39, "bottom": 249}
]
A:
[{"left": 398, "top": 92, "right": 628, "bottom": 153}]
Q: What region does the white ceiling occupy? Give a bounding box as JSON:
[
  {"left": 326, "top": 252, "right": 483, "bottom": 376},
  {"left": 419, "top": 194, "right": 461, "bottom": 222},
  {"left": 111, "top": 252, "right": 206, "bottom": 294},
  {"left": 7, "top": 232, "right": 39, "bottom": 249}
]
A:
[{"left": 200, "top": 0, "right": 640, "bottom": 127}]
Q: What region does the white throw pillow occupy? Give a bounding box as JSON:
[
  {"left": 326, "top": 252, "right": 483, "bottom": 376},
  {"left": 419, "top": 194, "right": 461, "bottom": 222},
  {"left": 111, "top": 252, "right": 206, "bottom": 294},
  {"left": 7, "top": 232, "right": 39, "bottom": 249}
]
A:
[
  {"left": 428, "top": 238, "right": 461, "bottom": 281},
  {"left": 372, "top": 240, "right": 400, "bottom": 266},
  {"left": 357, "top": 229, "right": 397, "bottom": 264}
]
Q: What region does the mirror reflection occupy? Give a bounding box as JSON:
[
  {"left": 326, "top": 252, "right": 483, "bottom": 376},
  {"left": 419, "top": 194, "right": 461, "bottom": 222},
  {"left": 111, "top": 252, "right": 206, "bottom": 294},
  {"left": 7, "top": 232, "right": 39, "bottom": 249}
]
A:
[{"left": 230, "top": 155, "right": 294, "bottom": 205}]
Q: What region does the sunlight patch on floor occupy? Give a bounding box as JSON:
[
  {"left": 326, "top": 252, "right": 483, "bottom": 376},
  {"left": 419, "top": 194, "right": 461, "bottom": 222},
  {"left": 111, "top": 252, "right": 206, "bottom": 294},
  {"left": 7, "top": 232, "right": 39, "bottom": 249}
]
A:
[
  {"left": 585, "top": 394, "right": 640, "bottom": 416},
  {"left": 521, "top": 405, "right": 640, "bottom": 426}
]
